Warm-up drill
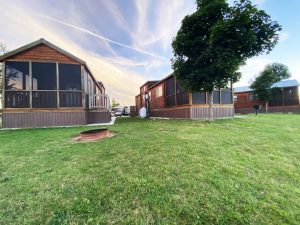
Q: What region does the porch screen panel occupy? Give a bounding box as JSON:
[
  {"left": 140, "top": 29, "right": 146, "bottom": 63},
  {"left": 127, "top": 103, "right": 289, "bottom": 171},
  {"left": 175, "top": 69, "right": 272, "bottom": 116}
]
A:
[
  {"left": 32, "top": 91, "right": 57, "bottom": 108},
  {"left": 166, "top": 77, "right": 175, "bottom": 107},
  {"left": 283, "top": 87, "right": 299, "bottom": 105},
  {"left": 213, "top": 90, "right": 220, "bottom": 104},
  {"left": 269, "top": 88, "right": 282, "bottom": 106},
  {"left": 59, "top": 64, "right": 82, "bottom": 107},
  {"left": 192, "top": 92, "right": 206, "bottom": 104},
  {"left": 176, "top": 91, "right": 189, "bottom": 105},
  {"left": 176, "top": 81, "right": 189, "bottom": 105},
  {"left": 221, "top": 89, "right": 233, "bottom": 104},
  {"left": 32, "top": 62, "right": 56, "bottom": 90},
  {"left": 5, "top": 61, "right": 30, "bottom": 108},
  {"left": 32, "top": 62, "right": 57, "bottom": 108}
]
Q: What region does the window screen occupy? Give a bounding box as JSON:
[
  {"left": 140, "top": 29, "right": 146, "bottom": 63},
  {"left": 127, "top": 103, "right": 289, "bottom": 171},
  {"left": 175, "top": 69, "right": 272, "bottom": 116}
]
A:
[
  {"left": 5, "top": 61, "right": 30, "bottom": 90},
  {"left": 221, "top": 90, "right": 233, "bottom": 104},
  {"left": 32, "top": 62, "right": 57, "bottom": 90},
  {"left": 213, "top": 90, "right": 220, "bottom": 104},
  {"left": 166, "top": 77, "right": 175, "bottom": 96},
  {"left": 59, "top": 64, "right": 81, "bottom": 90},
  {"left": 192, "top": 92, "right": 206, "bottom": 104}
]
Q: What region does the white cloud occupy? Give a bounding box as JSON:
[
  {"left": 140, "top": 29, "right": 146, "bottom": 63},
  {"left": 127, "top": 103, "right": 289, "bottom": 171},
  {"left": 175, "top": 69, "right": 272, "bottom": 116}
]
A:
[
  {"left": 235, "top": 57, "right": 272, "bottom": 87},
  {"left": 279, "top": 31, "right": 289, "bottom": 43}
]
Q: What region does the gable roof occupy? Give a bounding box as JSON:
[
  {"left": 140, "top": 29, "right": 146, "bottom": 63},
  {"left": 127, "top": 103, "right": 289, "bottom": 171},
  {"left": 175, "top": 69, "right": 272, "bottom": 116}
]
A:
[
  {"left": 0, "top": 38, "right": 85, "bottom": 64},
  {"left": 139, "top": 80, "right": 160, "bottom": 89},
  {"left": 0, "top": 38, "right": 105, "bottom": 91},
  {"left": 234, "top": 79, "right": 299, "bottom": 93},
  {"left": 148, "top": 73, "right": 174, "bottom": 90}
]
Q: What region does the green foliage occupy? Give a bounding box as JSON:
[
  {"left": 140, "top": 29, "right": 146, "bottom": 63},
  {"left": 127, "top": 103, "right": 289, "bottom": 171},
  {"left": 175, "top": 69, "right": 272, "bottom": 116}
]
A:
[
  {"left": 111, "top": 98, "right": 120, "bottom": 108},
  {"left": 172, "top": 0, "right": 281, "bottom": 92},
  {"left": 0, "top": 115, "right": 300, "bottom": 224},
  {"left": 250, "top": 63, "right": 291, "bottom": 102}
]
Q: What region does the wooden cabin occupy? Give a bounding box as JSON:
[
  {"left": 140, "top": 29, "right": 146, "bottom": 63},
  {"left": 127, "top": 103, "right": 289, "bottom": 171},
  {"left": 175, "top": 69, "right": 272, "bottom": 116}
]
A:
[
  {"left": 234, "top": 79, "right": 300, "bottom": 114},
  {"left": 136, "top": 74, "right": 234, "bottom": 119},
  {"left": 0, "top": 38, "right": 111, "bottom": 128}
]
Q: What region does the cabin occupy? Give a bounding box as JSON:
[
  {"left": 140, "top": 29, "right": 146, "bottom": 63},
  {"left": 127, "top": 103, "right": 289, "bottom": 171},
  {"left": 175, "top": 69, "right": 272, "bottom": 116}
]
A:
[
  {"left": 0, "top": 38, "right": 111, "bottom": 128},
  {"left": 135, "top": 74, "right": 234, "bottom": 119},
  {"left": 234, "top": 79, "right": 300, "bottom": 114}
]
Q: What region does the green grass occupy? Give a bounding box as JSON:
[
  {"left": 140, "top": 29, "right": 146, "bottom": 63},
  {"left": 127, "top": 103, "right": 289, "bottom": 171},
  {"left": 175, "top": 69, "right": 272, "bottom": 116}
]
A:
[{"left": 0, "top": 114, "right": 300, "bottom": 224}]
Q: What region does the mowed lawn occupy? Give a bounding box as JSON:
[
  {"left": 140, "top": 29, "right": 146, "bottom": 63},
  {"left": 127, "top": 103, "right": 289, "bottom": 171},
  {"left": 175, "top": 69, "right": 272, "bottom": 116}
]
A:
[{"left": 0, "top": 115, "right": 300, "bottom": 224}]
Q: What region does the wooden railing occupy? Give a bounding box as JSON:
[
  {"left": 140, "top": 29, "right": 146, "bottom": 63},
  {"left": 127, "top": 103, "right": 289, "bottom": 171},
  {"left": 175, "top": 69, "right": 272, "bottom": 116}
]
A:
[{"left": 89, "top": 94, "right": 110, "bottom": 110}]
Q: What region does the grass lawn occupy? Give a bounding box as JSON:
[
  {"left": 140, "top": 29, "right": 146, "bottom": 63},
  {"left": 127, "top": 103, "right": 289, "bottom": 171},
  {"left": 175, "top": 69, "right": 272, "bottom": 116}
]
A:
[{"left": 0, "top": 114, "right": 300, "bottom": 224}]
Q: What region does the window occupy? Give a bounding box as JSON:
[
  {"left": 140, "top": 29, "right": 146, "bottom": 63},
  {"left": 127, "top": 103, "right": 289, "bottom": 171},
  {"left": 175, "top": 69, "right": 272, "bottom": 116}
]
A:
[
  {"left": 32, "top": 62, "right": 56, "bottom": 90},
  {"left": 213, "top": 90, "right": 220, "bottom": 104},
  {"left": 192, "top": 92, "right": 206, "bottom": 104},
  {"left": 5, "top": 62, "right": 30, "bottom": 108},
  {"left": 248, "top": 93, "right": 255, "bottom": 101},
  {"left": 156, "top": 85, "right": 162, "bottom": 98},
  {"left": 234, "top": 95, "right": 238, "bottom": 102}
]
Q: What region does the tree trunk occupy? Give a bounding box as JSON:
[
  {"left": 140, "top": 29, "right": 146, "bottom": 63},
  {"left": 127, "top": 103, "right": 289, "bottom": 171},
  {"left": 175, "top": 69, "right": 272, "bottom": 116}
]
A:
[
  {"left": 265, "top": 101, "right": 269, "bottom": 113},
  {"left": 208, "top": 91, "right": 213, "bottom": 121}
]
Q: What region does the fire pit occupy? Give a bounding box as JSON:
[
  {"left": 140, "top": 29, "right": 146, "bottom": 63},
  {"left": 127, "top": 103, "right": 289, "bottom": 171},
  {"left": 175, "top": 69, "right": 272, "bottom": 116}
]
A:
[{"left": 73, "top": 128, "right": 112, "bottom": 142}]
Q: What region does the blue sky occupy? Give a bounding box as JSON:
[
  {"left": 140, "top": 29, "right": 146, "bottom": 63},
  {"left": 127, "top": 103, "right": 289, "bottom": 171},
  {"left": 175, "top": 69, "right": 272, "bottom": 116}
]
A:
[{"left": 0, "top": 0, "right": 299, "bottom": 105}]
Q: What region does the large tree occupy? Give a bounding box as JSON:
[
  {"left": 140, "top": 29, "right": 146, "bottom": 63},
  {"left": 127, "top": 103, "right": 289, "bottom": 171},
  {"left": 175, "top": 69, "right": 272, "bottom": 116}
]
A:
[
  {"left": 250, "top": 63, "right": 290, "bottom": 113},
  {"left": 172, "top": 0, "right": 281, "bottom": 120},
  {"left": 111, "top": 98, "right": 120, "bottom": 108}
]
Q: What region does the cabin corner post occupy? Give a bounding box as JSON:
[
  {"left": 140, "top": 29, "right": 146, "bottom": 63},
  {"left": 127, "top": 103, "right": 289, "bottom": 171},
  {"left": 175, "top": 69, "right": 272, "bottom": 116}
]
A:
[
  {"left": 81, "top": 65, "right": 85, "bottom": 109},
  {"left": 29, "top": 61, "right": 32, "bottom": 108},
  {"left": 56, "top": 62, "right": 60, "bottom": 108},
  {"left": 1, "top": 61, "right": 5, "bottom": 110}
]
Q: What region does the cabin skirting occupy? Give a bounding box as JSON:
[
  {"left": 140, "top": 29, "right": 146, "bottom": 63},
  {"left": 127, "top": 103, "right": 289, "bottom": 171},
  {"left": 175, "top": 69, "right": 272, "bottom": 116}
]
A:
[
  {"left": 190, "top": 106, "right": 234, "bottom": 119},
  {"left": 235, "top": 105, "right": 300, "bottom": 114},
  {"left": 150, "top": 106, "right": 234, "bottom": 119},
  {"left": 2, "top": 110, "right": 111, "bottom": 128}
]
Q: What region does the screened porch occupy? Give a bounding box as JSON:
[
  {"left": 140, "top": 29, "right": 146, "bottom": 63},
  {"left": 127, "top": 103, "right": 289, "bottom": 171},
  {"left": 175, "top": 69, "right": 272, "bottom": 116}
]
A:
[{"left": 3, "top": 61, "right": 109, "bottom": 110}]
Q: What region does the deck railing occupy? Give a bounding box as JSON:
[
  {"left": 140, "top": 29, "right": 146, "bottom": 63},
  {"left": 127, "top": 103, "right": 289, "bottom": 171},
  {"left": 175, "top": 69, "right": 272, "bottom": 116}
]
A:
[{"left": 89, "top": 94, "right": 110, "bottom": 110}]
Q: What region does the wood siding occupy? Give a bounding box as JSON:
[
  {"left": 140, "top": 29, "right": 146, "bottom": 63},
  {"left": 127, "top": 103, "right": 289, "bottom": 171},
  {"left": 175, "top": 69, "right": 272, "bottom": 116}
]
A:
[
  {"left": 191, "top": 106, "right": 234, "bottom": 119},
  {"left": 234, "top": 92, "right": 264, "bottom": 109},
  {"left": 150, "top": 107, "right": 191, "bottom": 119},
  {"left": 2, "top": 110, "right": 111, "bottom": 128},
  {"left": 235, "top": 105, "right": 300, "bottom": 114},
  {"left": 5, "top": 44, "right": 79, "bottom": 64}
]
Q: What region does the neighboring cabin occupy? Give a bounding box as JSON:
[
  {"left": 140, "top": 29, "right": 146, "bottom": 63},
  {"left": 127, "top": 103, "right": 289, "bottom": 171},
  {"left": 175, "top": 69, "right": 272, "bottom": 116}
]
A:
[
  {"left": 136, "top": 74, "right": 234, "bottom": 119},
  {"left": 234, "top": 79, "right": 300, "bottom": 114},
  {"left": 0, "top": 38, "right": 111, "bottom": 128}
]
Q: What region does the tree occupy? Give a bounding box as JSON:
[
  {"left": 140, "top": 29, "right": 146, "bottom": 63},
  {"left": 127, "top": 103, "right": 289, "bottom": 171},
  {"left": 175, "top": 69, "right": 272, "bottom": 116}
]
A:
[
  {"left": 111, "top": 98, "right": 120, "bottom": 108},
  {"left": 0, "top": 42, "right": 7, "bottom": 93},
  {"left": 250, "top": 63, "right": 290, "bottom": 113},
  {"left": 172, "top": 0, "right": 281, "bottom": 120}
]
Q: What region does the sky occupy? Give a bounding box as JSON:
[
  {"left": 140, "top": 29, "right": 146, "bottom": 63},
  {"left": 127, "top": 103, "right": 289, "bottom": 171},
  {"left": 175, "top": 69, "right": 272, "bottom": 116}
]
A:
[{"left": 0, "top": 0, "right": 300, "bottom": 105}]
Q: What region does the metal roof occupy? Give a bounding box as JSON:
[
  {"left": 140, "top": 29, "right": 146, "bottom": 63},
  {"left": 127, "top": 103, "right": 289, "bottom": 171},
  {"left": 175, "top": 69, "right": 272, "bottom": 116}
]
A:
[
  {"left": 271, "top": 79, "right": 299, "bottom": 88},
  {"left": 234, "top": 79, "right": 299, "bottom": 93},
  {"left": 234, "top": 86, "right": 252, "bottom": 93}
]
